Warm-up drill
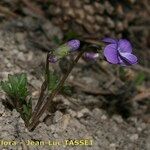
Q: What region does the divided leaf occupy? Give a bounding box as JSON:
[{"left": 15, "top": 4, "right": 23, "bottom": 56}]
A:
[
  {"left": 1, "top": 73, "right": 29, "bottom": 103},
  {"left": 1, "top": 73, "right": 32, "bottom": 122},
  {"left": 23, "top": 100, "right": 32, "bottom": 120},
  {"left": 1, "top": 81, "right": 12, "bottom": 94}
]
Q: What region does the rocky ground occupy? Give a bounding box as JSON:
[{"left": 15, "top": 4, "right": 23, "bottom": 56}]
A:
[{"left": 0, "top": 1, "right": 150, "bottom": 150}]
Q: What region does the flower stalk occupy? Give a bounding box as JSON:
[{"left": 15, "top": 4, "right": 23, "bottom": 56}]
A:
[
  {"left": 28, "top": 49, "right": 85, "bottom": 131},
  {"left": 30, "top": 53, "right": 50, "bottom": 123}
]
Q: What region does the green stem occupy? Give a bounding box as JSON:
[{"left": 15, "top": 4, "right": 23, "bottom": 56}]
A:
[{"left": 28, "top": 50, "right": 84, "bottom": 131}]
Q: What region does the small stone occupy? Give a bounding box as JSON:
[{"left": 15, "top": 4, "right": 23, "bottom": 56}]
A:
[
  {"left": 95, "top": 15, "right": 104, "bottom": 23},
  {"left": 106, "top": 17, "right": 115, "bottom": 29},
  {"left": 116, "top": 21, "right": 124, "bottom": 31},
  {"left": 19, "top": 117, "right": 25, "bottom": 124},
  {"left": 130, "top": 134, "right": 139, "bottom": 141},
  {"left": 18, "top": 44, "right": 27, "bottom": 52},
  {"left": 76, "top": 18, "right": 83, "bottom": 24},
  {"left": 77, "top": 112, "right": 84, "bottom": 118},
  {"left": 72, "top": 0, "right": 82, "bottom": 8},
  {"left": 101, "top": 115, "right": 107, "bottom": 120},
  {"left": 27, "top": 51, "right": 33, "bottom": 61},
  {"left": 18, "top": 52, "right": 26, "bottom": 61},
  {"left": 137, "top": 127, "right": 142, "bottom": 132},
  {"left": 92, "top": 108, "right": 104, "bottom": 117},
  {"left": 93, "top": 25, "right": 100, "bottom": 31},
  {"left": 49, "top": 6, "right": 61, "bottom": 15},
  {"left": 15, "top": 33, "right": 24, "bottom": 43},
  {"left": 68, "top": 109, "right": 77, "bottom": 117},
  {"left": 84, "top": 5, "right": 95, "bottom": 15},
  {"left": 112, "top": 115, "right": 123, "bottom": 123},
  {"left": 50, "top": 124, "right": 56, "bottom": 132},
  {"left": 62, "top": 1, "right": 70, "bottom": 8},
  {"left": 77, "top": 108, "right": 90, "bottom": 118},
  {"left": 62, "top": 114, "right": 70, "bottom": 130},
  {"left": 42, "top": 21, "right": 63, "bottom": 40},
  {"left": 94, "top": 2, "right": 104, "bottom": 14},
  {"left": 53, "top": 111, "right": 63, "bottom": 123},
  {"left": 12, "top": 110, "right": 20, "bottom": 118},
  {"left": 53, "top": 133, "right": 59, "bottom": 138},
  {"left": 67, "top": 9, "right": 75, "bottom": 17},
  {"left": 30, "top": 79, "right": 41, "bottom": 89},
  {"left": 0, "top": 102, "right": 5, "bottom": 115},
  {"left": 75, "top": 9, "right": 85, "bottom": 19},
  {"left": 110, "top": 143, "right": 117, "bottom": 149},
  {"left": 86, "top": 15, "right": 95, "bottom": 24},
  {"left": 104, "top": 1, "right": 114, "bottom": 14},
  {"left": 83, "top": 22, "right": 94, "bottom": 33},
  {"left": 146, "top": 135, "right": 150, "bottom": 150}
]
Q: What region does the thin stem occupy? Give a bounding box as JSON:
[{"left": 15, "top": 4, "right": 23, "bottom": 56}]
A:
[
  {"left": 30, "top": 53, "right": 49, "bottom": 123},
  {"left": 28, "top": 50, "right": 84, "bottom": 131},
  {"left": 80, "top": 38, "right": 104, "bottom": 47}
]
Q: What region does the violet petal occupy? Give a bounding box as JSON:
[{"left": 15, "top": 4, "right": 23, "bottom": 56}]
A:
[
  {"left": 119, "top": 52, "right": 138, "bottom": 65},
  {"left": 102, "top": 38, "right": 117, "bottom": 44},
  {"left": 118, "top": 56, "right": 128, "bottom": 66},
  {"left": 104, "top": 44, "right": 119, "bottom": 64},
  {"left": 67, "top": 39, "right": 80, "bottom": 51},
  {"left": 118, "top": 55, "right": 133, "bottom": 66},
  {"left": 118, "top": 39, "right": 132, "bottom": 53}
]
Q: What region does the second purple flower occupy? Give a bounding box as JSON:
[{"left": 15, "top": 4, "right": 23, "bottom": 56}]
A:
[{"left": 103, "top": 38, "right": 138, "bottom": 66}]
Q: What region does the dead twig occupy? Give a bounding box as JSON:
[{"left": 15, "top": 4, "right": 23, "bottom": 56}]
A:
[
  {"left": 21, "top": 0, "right": 45, "bottom": 17},
  {"left": 0, "top": 5, "right": 18, "bottom": 18},
  {"left": 68, "top": 80, "right": 113, "bottom": 95},
  {"left": 131, "top": 89, "right": 150, "bottom": 101},
  {"left": 133, "top": 65, "right": 150, "bottom": 74}
]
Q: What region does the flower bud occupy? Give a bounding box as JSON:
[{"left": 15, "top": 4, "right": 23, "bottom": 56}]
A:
[
  {"left": 49, "top": 39, "right": 80, "bottom": 63},
  {"left": 48, "top": 54, "right": 57, "bottom": 63},
  {"left": 67, "top": 39, "right": 80, "bottom": 51},
  {"left": 84, "top": 52, "right": 99, "bottom": 61}
]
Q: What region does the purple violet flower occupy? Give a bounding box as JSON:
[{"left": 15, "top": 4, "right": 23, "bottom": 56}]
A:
[
  {"left": 84, "top": 52, "right": 99, "bottom": 61},
  {"left": 67, "top": 39, "right": 80, "bottom": 51},
  {"left": 103, "top": 38, "right": 138, "bottom": 66}
]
